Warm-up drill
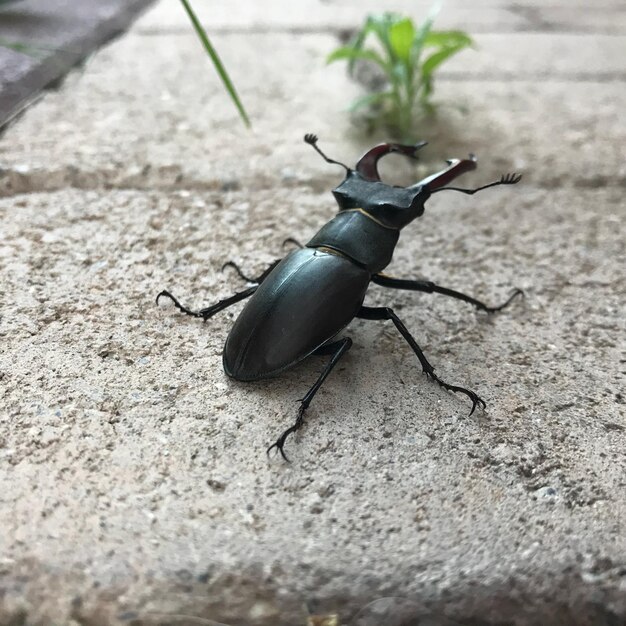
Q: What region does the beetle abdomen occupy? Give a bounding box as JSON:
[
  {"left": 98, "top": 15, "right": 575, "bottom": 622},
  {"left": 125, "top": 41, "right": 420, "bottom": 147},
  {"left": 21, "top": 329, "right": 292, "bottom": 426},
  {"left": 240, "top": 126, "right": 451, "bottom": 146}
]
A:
[{"left": 223, "top": 248, "right": 369, "bottom": 381}]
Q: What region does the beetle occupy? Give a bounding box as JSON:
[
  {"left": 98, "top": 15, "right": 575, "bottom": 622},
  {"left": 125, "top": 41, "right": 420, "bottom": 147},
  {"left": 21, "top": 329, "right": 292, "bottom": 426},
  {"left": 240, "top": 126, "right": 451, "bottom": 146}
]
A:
[{"left": 157, "top": 134, "right": 522, "bottom": 461}]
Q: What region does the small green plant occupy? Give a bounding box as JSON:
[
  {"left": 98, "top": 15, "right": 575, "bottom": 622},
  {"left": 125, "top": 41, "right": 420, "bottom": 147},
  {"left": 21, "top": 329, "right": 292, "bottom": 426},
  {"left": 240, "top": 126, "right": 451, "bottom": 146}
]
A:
[{"left": 328, "top": 7, "right": 473, "bottom": 139}]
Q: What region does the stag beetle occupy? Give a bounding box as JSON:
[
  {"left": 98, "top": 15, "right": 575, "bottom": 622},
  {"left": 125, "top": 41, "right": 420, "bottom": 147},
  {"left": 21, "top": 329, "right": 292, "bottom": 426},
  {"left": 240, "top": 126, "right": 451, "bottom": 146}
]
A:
[{"left": 157, "top": 134, "right": 522, "bottom": 461}]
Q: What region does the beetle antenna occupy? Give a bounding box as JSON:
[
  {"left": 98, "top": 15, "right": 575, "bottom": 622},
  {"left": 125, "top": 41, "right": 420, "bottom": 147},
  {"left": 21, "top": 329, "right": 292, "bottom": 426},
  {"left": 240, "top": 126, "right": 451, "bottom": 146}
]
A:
[{"left": 304, "top": 133, "right": 350, "bottom": 173}]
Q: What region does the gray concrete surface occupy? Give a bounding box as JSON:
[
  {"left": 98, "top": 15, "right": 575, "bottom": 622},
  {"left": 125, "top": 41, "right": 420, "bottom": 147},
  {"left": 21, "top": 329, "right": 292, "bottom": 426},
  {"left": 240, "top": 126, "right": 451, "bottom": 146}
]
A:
[
  {"left": 0, "top": 1, "right": 625, "bottom": 625},
  {"left": 0, "top": 0, "right": 155, "bottom": 127}
]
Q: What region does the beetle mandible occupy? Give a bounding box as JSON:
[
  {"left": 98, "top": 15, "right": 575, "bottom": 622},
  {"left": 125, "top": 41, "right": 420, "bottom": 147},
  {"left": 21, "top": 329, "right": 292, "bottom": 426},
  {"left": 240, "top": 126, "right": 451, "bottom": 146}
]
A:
[{"left": 157, "top": 134, "right": 523, "bottom": 461}]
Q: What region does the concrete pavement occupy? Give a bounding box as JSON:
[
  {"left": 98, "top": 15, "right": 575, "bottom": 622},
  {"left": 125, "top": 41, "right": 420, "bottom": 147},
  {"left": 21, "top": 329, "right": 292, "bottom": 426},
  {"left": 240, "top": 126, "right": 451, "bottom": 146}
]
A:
[{"left": 0, "top": 1, "right": 624, "bottom": 624}]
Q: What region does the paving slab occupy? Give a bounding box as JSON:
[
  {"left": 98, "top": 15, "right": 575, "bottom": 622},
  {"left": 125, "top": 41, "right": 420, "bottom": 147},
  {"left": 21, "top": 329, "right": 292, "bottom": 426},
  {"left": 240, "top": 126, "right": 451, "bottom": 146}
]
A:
[
  {"left": 0, "top": 0, "right": 625, "bottom": 624},
  {"left": 0, "top": 31, "right": 624, "bottom": 198},
  {"left": 0, "top": 0, "right": 155, "bottom": 127},
  {"left": 135, "top": 0, "right": 527, "bottom": 34},
  {"left": 136, "top": 0, "right": 626, "bottom": 34},
  {"left": 0, "top": 183, "right": 624, "bottom": 625}
]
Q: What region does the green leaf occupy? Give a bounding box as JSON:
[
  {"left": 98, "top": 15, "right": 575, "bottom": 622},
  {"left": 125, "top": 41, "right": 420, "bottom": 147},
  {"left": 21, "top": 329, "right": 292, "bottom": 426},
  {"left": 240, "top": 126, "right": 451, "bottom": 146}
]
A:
[
  {"left": 389, "top": 17, "right": 415, "bottom": 64},
  {"left": 338, "top": 15, "right": 385, "bottom": 74},
  {"left": 178, "top": 0, "right": 250, "bottom": 128},
  {"left": 410, "top": 1, "right": 441, "bottom": 63},
  {"left": 363, "top": 14, "right": 390, "bottom": 38},
  {"left": 0, "top": 39, "right": 44, "bottom": 57},
  {"left": 366, "top": 13, "right": 397, "bottom": 59},
  {"left": 327, "top": 46, "right": 388, "bottom": 72},
  {"left": 421, "top": 42, "right": 471, "bottom": 80},
  {"left": 423, "top": 30, "right": 474, "bottom": 49}
]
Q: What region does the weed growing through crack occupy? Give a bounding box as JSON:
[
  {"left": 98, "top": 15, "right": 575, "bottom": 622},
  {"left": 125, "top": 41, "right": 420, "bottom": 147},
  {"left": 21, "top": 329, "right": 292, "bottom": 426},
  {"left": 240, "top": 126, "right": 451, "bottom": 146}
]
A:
[{"left": 328, "top": 6, "right": 473, "bottom": 139}]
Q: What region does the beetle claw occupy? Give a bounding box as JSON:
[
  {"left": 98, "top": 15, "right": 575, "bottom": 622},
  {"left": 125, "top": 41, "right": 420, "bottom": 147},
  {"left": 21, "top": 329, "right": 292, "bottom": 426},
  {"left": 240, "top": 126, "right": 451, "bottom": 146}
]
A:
[
  {"left": 282, "top": 237, "right": 304, "bottom": 250},
  {"left": 267, "top": 440, "right": 291, "bottom": 463},
  {"left": 155, "top": 290, "right": 192, "bottom": 315},
  {"left": 424, "top": 368, "right": 486, "bottom": 415},
  {"left": 484, "top": 287, "right": 525, "bottom": 314},
  {"left": 500, "top": 172, "right": 522, "bottom": 185},
  {"left": 222, "top": 260, "right": 257, "bottom": 283},
  {"left": 468, "top": 394, "right": 487, "bottom": 416},
  {"left": 267, "top": 404, "right": 307, "bottom": 463}
]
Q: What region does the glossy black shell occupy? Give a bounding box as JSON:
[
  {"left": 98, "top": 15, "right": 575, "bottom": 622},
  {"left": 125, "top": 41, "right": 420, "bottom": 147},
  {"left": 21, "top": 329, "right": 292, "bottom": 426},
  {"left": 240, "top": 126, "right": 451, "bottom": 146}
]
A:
[
  {"left": 223, "top": 248, "right": 370, "bottom": 381},
  {"left": 307, "top": 210, "right": 399, "bottom": 273}
]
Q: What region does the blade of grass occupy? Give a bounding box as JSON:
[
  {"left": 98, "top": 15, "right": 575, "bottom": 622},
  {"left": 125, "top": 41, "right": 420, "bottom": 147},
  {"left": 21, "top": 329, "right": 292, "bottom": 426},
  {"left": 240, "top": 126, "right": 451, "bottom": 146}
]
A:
[
  {"left": 179, "top": 0, "right": 250, "bottom": 127},
  {"left": 0, "top": 39, "right": 47, "bottom": 57}
]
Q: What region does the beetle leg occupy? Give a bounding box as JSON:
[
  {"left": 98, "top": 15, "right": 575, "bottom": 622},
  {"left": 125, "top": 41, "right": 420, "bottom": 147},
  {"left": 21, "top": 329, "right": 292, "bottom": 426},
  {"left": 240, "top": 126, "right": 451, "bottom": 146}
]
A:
[
  {"left": 282, "top": 237, "right": 304, "bottom": 250},
  {"left": 372, "top": 274, "right": 524, "bottom": 314},
  {"left": 221, "top": 261, "right": 256, "bottom": 283},
  {"left": 267, "top": 337, "right": 353, "bottom": 462},
  {"left": 158, "top": 258, "right": 282, "bottom": 320},
  {"left": 221, "top": 258, "right": 282, "bottom": 284},
  {"left": 357, "top": 306, "right": 486, "bottom": 415},
  {"left": 156, "top": 287, "right": 257, "bottom": 320}
]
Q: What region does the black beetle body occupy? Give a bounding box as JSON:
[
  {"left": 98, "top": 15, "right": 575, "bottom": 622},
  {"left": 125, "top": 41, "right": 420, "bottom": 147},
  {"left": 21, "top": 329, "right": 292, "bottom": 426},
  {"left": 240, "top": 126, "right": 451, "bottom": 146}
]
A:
[
  {"left": 223, "top": 247, "right": 369, "bottom": 381},
  {"left": 157, "top": 134, "right": 523, "bottom": 460}
]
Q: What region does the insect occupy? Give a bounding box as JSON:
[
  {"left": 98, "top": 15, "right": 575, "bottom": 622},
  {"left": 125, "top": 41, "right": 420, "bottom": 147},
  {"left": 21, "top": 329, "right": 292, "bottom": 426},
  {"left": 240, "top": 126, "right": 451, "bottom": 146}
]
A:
[{"left": 157, "top": 134, "right": 522, "bottom": 461}]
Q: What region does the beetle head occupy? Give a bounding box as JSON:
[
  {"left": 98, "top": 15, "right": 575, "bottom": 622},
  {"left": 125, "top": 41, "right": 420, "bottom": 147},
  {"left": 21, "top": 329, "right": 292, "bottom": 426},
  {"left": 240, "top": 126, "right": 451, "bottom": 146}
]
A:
[
  {"left": 332, "top": 173, "right": 429, "bottom": 229},
  {"left": 305, "top": 136, "right": 479, "bottom": 230},
  {"left": 330, "top": 141, "right": 430, "bottom": 229}
]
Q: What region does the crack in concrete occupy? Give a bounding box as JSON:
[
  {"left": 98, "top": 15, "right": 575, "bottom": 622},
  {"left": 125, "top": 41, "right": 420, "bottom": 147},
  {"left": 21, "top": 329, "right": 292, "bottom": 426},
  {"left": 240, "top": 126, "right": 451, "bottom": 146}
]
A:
[
  {"left": 441, "top": 71, "right": 626, "bottom": 83},
  {"left": 0, "top": 168, "right": 624, "bottom": 200},
  {"left": 136, "top": 20, "right": 626, "bottom": 36}
]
